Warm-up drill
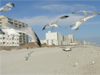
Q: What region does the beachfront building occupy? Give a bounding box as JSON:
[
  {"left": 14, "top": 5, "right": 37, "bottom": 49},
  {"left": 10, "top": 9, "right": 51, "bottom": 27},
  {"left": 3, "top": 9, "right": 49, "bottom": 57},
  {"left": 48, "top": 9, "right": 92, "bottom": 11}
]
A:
[
  {"left": 0, "top": 34, "right": 19, "bottom": 46},
  {"left": 68, "top": 34, "right": 74, "bottom": 43},
  {"left": 0, "top": 15, "right": 28, "bottom": 46},
  {"left": 45, "top": 31, "right": 75, "bottom": 45},
  {"left": 40, "top": 39, "right": 47, "bottom": 45},
  {"left": 81, "top": 40, "right": 86, "bottom": 45},
  {"left": 61, "top": 36, "right": 71, "bottom": 45},
  {"left": 46, "top": 31, "right": 62, "bottom": 45},
  {"left": 29, "top": 31, "right": 77, "bottom": 46},
  {"left": 73, "top": 40, "right": 80, "bottom": 45}
]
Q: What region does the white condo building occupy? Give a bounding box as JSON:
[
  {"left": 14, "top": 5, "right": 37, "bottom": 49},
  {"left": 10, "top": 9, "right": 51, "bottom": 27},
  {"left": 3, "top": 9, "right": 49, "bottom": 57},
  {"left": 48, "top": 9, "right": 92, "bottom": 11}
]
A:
[
  {"left": 40, "top": 31, "right": 74, "bottom": 46},
  {"left": 68, "top": 34, "right": 74, "bottom": 43},
  {"left": 29, "top": 31, "right": 76, "bottom": 46},
  {"left": 0, "top": 34, "right": 19, "bottom": 46},
  {"left": 0, "top": 15, "right": 28, "bottom": 46},
  {"left": 46, "top": 31, "right": 62, "bottom": 45}
]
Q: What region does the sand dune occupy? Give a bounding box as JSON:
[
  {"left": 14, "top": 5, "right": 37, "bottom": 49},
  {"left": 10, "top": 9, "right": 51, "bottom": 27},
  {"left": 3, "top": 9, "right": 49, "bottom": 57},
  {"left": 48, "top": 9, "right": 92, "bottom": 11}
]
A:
[{"left": 1, "top": 45, "right": 100, "bottom": 74}]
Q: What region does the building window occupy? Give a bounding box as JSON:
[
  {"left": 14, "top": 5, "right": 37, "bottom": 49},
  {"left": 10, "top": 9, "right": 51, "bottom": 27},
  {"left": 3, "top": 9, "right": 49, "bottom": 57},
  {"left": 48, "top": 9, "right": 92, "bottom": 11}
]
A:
[
  {"left": 3, "top": 37, "right": 5, "bottom": 39},
  {"left": 3, "top": 42, "right": 5, "bottom": 44},
  {"left": 9, "top": 22, "right": 13, "bottom": 24},
  {"left": 14, "top": 23, "right": 17, "bottom": 25},
  {"left": 8, "top": 18, "right": 13, "bottom": 21},
  {"left": 14, "top": 20, "right": 17, "bottom": 22},
  {"left": 47, "top": 40, "right": 48, "bottom": 44}
]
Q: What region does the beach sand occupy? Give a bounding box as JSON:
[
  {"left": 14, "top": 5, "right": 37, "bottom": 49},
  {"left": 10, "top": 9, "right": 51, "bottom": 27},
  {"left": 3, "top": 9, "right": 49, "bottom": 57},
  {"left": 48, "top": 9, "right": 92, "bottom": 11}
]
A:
[{"left": 0, "top": 45, "right": 100, "bottom": 75}]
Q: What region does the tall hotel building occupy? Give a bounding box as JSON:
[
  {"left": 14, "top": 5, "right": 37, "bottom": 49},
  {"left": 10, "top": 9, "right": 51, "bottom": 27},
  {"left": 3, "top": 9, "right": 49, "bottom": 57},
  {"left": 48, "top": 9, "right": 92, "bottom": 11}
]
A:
[
  {"left": 0, "top": 15, "right": 28, "bottom": 46},
  {"left": 68, "top": 34, "right": 74, "bottom": 43},
  {"left": 45, "top": 31, "right": 73, "bottom": 45}
]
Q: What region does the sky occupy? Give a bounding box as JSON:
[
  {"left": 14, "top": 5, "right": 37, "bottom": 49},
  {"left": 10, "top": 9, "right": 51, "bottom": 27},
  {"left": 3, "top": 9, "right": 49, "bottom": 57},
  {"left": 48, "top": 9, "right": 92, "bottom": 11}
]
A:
[{"left": 0, "top": 0, "right": 100, "bottom": 43}]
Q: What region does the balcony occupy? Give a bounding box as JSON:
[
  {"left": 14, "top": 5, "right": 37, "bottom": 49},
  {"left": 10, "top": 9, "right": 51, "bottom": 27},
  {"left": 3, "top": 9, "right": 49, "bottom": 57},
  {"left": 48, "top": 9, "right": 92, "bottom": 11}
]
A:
[
  {"left": 8, "top": 18, "right": 13, "bottom": 22},
  {"left": 14, "top": 20, "right": 17, "bottom": 23}
]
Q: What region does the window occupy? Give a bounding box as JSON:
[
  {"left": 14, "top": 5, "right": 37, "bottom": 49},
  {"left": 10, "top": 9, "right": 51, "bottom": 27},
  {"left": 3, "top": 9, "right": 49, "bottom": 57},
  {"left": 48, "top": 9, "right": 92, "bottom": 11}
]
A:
[
  {"left": 3, "top": 37, "right": 5, "bottom": 39},
  {"left": 8, "top": 18, "right": 12, "bottom": 21},
  {"left": 9, "top": 22, "right": 13, "bottom": 24},
  {"left": 47, "top": 40, "right": 48, "bottom": 44},
  {"left": 14, "top": 20, "right": 17, "bottom": 22},
  {"left": 3, "top": 42, "right": 5, "bottom": 44}
]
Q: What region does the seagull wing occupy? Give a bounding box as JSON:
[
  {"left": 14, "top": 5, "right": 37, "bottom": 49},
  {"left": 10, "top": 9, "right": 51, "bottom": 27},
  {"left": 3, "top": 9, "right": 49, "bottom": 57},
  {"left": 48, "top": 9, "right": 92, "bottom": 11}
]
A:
[
  {"left": 0, "top": 29, "right": 5, "bottom": 34},
  {"left": 3, "top": 23, "right": 41, "bottom": 47},
  {"left": 72, "top": 11, "right": 93, "bottom": 15},
  {"left": 86, "top": 11, "right": 95, "bottom": 13},
  {"left": 1, "top": 29, "right": 20, "bottom": 36},
  {"left": 28, "top": 51, "right": 34, "bottom": 55},
  {"left": 6, "top": 2, "right": 15, "bottom": 7},
  {"left": 84, "top": 12, "right": 100, "bottom": 20},
  {"left": 59, "top": 15, "right": 69, "bottom": 19},
  {"left": 83, "top": 11, "right": 95, "bottom": 15},
  {"left": 55, "top": 15, "right": 69, "bottom": 24},
  {"left": 70, "top": 12, "right": 100, "bottom": 30},
  {"left": 0, "top": 5, "right": 9, "bottom": 12},
  {"left": 65, "top": 24, "right": 75, "bottom": 29},
  {"left": 65, "top": 21, "right": 76, "bottom": 29},
  {"left": 72, "top": 11, "right": 84, "bottom": 14},
  {"left": 42, "top": 23, "right": 50, "bottom": 30}
]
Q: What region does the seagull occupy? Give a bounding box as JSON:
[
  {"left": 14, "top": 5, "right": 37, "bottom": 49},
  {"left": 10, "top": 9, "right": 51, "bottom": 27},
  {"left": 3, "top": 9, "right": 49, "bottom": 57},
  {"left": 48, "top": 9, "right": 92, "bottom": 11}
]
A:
[
  {"left": 68, "top": 54, "right": 70, "bottom": 57},
  {"left": 92, "top": 61, "right": 95, "bottom": 65},
  {"left": 25, "top": 51, "right": 34, "bottom": 60},
  {"left": 92, "top": 51, "right": 95, "bottom": 53},
  {"left": 66, "top": 12, "right": 100, "bottom": 30},
  {"left": 52, "top": 52, "right": 55, "bottom": 54},
  {"left": 0, "top": 23, "right": 41, "bottom": 47},
  {"left": 42, "top": 15, "right": 69, "bottom": 31},
  {"left": 86, "top": 53, "right": 88, "bottom": 55},
  {"left": 63, "top": 47, "right": 71, "bottom": 52},
  {"left": 72, "top": 10, "right": 94, "bottom": 15},
  {"left": 73, "top": 62, "right": 78, "bottom": 67},
  {"left": 0, "top": 2, "right": 15, "bottom": 12}
]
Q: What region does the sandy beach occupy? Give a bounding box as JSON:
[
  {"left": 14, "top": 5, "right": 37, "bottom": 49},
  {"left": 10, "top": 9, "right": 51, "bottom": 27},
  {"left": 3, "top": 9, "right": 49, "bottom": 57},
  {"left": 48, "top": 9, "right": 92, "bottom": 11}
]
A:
[{"left": 0, "top": 45, "right": 100, "bottom": 75}]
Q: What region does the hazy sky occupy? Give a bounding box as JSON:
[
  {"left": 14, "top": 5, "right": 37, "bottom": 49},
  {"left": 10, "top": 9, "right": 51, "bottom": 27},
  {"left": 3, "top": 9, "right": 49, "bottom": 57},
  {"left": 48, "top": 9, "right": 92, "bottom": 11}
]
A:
[{"left": 1, "top": 0, "right": 100, "bottom": 43}]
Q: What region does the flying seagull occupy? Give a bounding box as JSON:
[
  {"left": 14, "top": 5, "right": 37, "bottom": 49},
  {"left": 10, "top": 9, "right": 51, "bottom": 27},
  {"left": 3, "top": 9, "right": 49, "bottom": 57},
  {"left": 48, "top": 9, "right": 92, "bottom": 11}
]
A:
[
  {"left": 25, "top": 51, "right": 34, "bottom": 61},
  {"left": 42, "top": 15, "right": 69, "bottom": 31},
  {"left": 0, "top": 2, "right": 15, "bottom": 12},
  {"left": 66, "top": 12, "right": 100, "bottom": 30},
  {"left": 0, "top": 23, "right": 41, "bottom": 47},
  {"left": 72, "top": 10, "right": 94, "bottom": 15}
]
